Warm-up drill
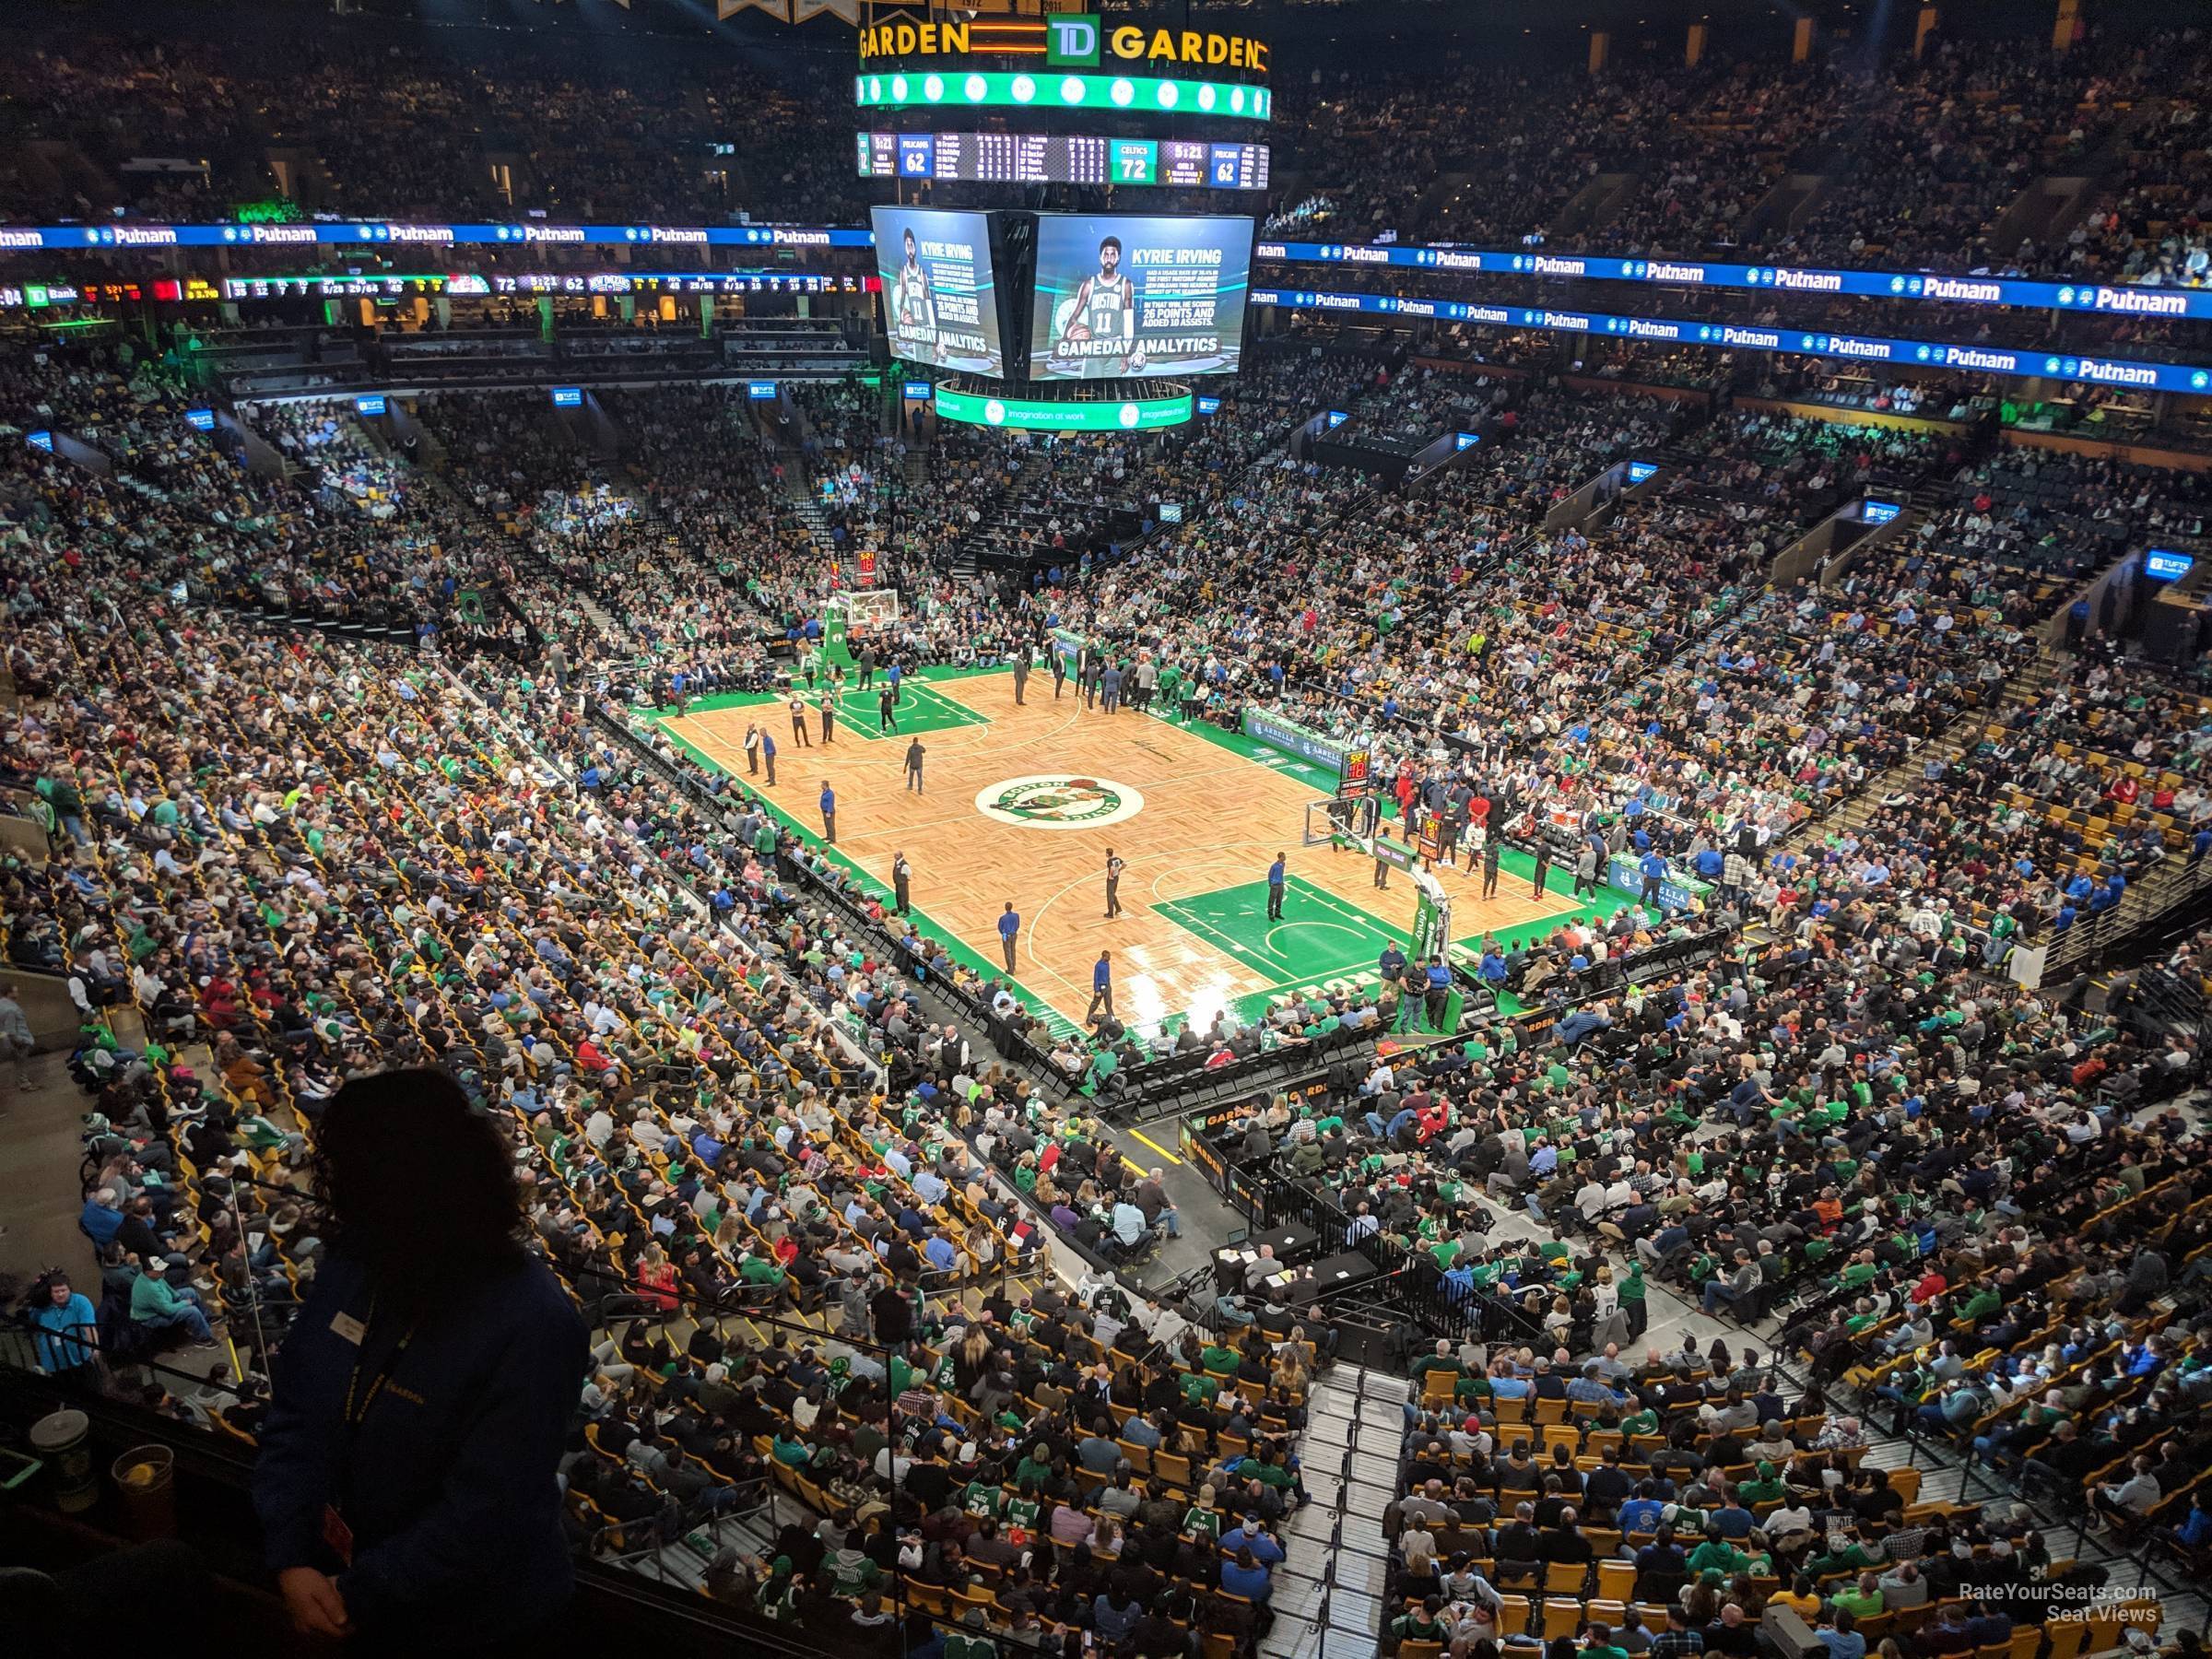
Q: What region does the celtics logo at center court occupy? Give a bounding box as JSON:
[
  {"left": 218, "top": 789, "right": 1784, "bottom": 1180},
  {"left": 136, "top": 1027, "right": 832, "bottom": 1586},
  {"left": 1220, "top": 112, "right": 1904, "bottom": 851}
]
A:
[{"left": 975, "top": 774, "right": 1147, "bottom": 830}]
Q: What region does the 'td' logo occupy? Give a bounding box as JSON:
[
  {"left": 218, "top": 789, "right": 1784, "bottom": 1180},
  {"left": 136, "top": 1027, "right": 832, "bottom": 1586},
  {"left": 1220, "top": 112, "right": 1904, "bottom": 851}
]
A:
[{"left": 1047, "top": 14, "right": 1100, "bottom": 65}]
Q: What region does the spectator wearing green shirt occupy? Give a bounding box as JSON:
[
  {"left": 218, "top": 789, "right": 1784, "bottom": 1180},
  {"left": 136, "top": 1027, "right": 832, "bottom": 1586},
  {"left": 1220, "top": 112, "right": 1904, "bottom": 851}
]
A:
[
  {"left": 756, "top": 1557, "right": 801, "bottom": 1623},
  {"left": 1831, "top": 1572, "right": 1885, "bottom": 1619},
  {"left": 1688, "top": 1530, "right": 1747, "bottom": 1577},
  {"left": 1236, "top": 1453, "right": 1297, "bottom": 1495},
  {"left": 1413, "top": 1339, "right": 1463, "bottom": 1390},
  {"left": 1808, "top": 1536, "right": 1879, "bottom": 1577},
  {"left": 1392, "top": 1599, "right": 1451, "bottom": 1645},
  {"left": 1955, "top": 1283, "right": 2002, "bottom": 1324},
  {"left": 962, "top": 1477, "right": 1004, "bottom": 1518},
  {"left": 1618, "top": 1263, "right": 1648, "bottom": 1339},
  {"left": 1183, "top": 1486, "right": 1223, "bottom": 1540},
  {"left": 128, "top": 1258, "right": 216, "bottom": 1345},
  {"left": 1737, "top": 1461, "right": 1788, "bottom": 1505}
]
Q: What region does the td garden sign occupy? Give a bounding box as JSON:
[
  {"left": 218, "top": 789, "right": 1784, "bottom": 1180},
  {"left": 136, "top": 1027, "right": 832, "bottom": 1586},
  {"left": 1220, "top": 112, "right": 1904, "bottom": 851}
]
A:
[{"left": 857, "top": 14, "right": 1269, "bottom": 75}]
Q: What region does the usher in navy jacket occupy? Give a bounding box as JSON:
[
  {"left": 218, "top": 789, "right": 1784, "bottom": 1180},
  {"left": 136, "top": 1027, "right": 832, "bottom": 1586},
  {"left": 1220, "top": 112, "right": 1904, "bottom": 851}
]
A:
[{"left": 253, "top": 1246, "right": 588, "bottom": 1645}]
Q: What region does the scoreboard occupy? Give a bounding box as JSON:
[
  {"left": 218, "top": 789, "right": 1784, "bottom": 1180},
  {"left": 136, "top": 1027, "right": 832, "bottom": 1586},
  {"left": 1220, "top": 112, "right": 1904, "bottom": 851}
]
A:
[
  {"left": 1112, "top": 139, "right": 1269, "bottom": 189},
  {"left": 858, "top": 132, "right": 1268, "bottom": 191}
]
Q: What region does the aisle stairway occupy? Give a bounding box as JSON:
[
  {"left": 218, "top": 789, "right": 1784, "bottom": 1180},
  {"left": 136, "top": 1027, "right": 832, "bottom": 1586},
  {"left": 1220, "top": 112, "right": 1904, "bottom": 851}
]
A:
[
  {"left": 1259, "top": 1367, "right": 1407, "bottom": 1659},
  {"left": 1771, "top": 648, "right": 2059, "bottom": 861},
  {"left": 790, "top": 495, "right": 838, "bottom": 552}
]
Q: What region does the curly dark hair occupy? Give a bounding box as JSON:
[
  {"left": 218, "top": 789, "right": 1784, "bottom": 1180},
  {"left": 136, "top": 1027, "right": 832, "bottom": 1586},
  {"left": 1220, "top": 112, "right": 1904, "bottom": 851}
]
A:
[{"left": 311, "top": 1068, "right": 524, "bottom": 1296}]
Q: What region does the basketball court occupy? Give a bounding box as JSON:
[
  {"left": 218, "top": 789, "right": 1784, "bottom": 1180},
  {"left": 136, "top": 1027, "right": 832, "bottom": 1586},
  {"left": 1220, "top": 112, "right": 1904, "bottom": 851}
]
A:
[{"left": 650, "top": 662, "right": 1642, "bottom": 1041}]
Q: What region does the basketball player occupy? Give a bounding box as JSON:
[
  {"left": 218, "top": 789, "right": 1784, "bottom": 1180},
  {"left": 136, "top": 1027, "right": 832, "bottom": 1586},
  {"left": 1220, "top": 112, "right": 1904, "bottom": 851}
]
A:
[
  {"left": 1054, "top": 234, "right": 1139, "bottom": 375},
  {"left": 890, "top": 227, "right": 935, "bottom": 342},
  {"left": 1103, "top": 848, "right": 1125, "bottom": 918}
]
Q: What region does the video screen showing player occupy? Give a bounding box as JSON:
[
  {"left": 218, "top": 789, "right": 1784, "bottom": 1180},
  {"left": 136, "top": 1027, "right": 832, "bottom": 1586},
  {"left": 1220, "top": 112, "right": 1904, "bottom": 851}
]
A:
[
  {"left": 1029, "top": 214, "right": 1253, "bottom": 382},
  {"left": 869, "top": 206, "right": 1004, "bottom": 377},
  {"left": 1050, "top": 235, "right": 1141, "bottom": 374},
  {"left": 889, "top": 228, "right": 936, "bottom": 334}
]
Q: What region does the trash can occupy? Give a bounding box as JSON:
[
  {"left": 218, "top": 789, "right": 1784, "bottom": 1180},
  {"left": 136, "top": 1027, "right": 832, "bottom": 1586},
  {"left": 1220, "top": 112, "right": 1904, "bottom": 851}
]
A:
[
  {"left": 112, "top": 1443, "right": 178, "bottom": 1540},
  {"left": 29, "top": 1409, "right": 96, "bottom": 1513}
]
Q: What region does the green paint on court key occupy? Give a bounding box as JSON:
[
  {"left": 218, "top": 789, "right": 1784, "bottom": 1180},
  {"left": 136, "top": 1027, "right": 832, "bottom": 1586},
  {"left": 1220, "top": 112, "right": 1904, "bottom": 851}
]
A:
[{"left": 1157, "top": 874, "right": 1415, "bottom": 986}]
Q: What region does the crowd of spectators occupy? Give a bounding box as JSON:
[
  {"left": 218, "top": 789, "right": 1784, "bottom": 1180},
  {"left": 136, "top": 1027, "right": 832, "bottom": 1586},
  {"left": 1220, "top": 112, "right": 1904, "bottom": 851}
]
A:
[
  {"left": 5, "top": 335, "right": 1350, "bottom": 1653},
  {"left": 0, "top": 32, "right": 851, "bottom": 225},
  {"left": 6, "top": 274, "right": 2211, "bottom": 1652},
  {"left": 6, "top": 18, "right": 2212, "bottom": 306}
]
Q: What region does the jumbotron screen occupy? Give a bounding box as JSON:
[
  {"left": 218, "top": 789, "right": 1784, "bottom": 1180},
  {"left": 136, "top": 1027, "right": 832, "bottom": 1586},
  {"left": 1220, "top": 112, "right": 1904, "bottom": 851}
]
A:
[
  {"left": 870, "top": 205, "right": 1006, "bottom": 378},
  {"left": 1028, "top": 214, "right": 1254, "bottom": 382}
]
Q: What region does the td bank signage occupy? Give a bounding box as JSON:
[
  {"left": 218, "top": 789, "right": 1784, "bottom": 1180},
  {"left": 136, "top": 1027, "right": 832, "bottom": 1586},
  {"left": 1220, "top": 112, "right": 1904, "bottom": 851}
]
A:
[
  {"left": 858, "top": 15, "right": 1268, "bottom": 75},
  {"left": 1059, "top": 18, "right": 1268, "bottom": 72}
]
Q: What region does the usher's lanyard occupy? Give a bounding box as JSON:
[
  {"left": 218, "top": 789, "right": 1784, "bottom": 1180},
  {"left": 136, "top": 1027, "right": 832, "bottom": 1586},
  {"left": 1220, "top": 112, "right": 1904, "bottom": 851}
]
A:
[{"left": 341, "top": 1291, "right": 420, "bottom": 1433}]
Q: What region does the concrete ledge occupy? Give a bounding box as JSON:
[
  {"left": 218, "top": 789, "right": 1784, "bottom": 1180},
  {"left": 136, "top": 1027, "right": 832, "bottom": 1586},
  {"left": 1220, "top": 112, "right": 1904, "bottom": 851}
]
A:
[
  {"left": 0, "top": 809, "right": 49, "bottom": 869},
  {"left": 6, "top": 971, "right": 83, "bottom": 1051}
]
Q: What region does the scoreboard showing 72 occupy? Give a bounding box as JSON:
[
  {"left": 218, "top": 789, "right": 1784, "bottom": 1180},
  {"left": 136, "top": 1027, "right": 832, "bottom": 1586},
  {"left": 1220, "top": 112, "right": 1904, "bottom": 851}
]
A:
[
  {"left": 1112, "top": 140, "right": 1269, "bottom": 190},
  {"left": 854, "top": 131, "right": 1268, "bottom": 190}
]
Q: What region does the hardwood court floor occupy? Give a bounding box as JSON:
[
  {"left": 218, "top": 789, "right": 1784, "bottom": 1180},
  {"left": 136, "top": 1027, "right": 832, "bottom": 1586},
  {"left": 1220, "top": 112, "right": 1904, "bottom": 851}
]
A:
[{"left": 662, "top": 672, "right": 1624, "bottom": 1037}]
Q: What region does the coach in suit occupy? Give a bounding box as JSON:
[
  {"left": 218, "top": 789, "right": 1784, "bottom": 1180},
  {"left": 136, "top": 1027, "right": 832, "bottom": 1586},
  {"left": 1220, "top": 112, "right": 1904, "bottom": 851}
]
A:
[
  {"left": 893, "top": 853, "right": 912, "bottom": 915},
  {"left": 1051, "top": 648, "right": 1067, "bottom": 699},
  {"left": 1012, "top": 650, "right": 1030, "bottom": 706}
]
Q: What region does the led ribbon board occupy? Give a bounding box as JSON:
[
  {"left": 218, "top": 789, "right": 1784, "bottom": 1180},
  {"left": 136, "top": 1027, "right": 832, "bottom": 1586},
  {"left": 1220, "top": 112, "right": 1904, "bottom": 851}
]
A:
[
  {"left": 0, "top": 224, "right": 875, "bottom": 254},
  {"left": 1247, "top": 287, "right": 2212, "bottom": 396},
  {"left": 855, "top": 71, "right": 1269, "bottom": 120},
  {"left": 1256, "top": 240, "right": 2212, "bottom": 323},
  {"left": 213, "top": 271, "right": 873, "bottom": 301},
  {"left": 932, "top": 386, "right": 1193, "bottom": 431}
]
